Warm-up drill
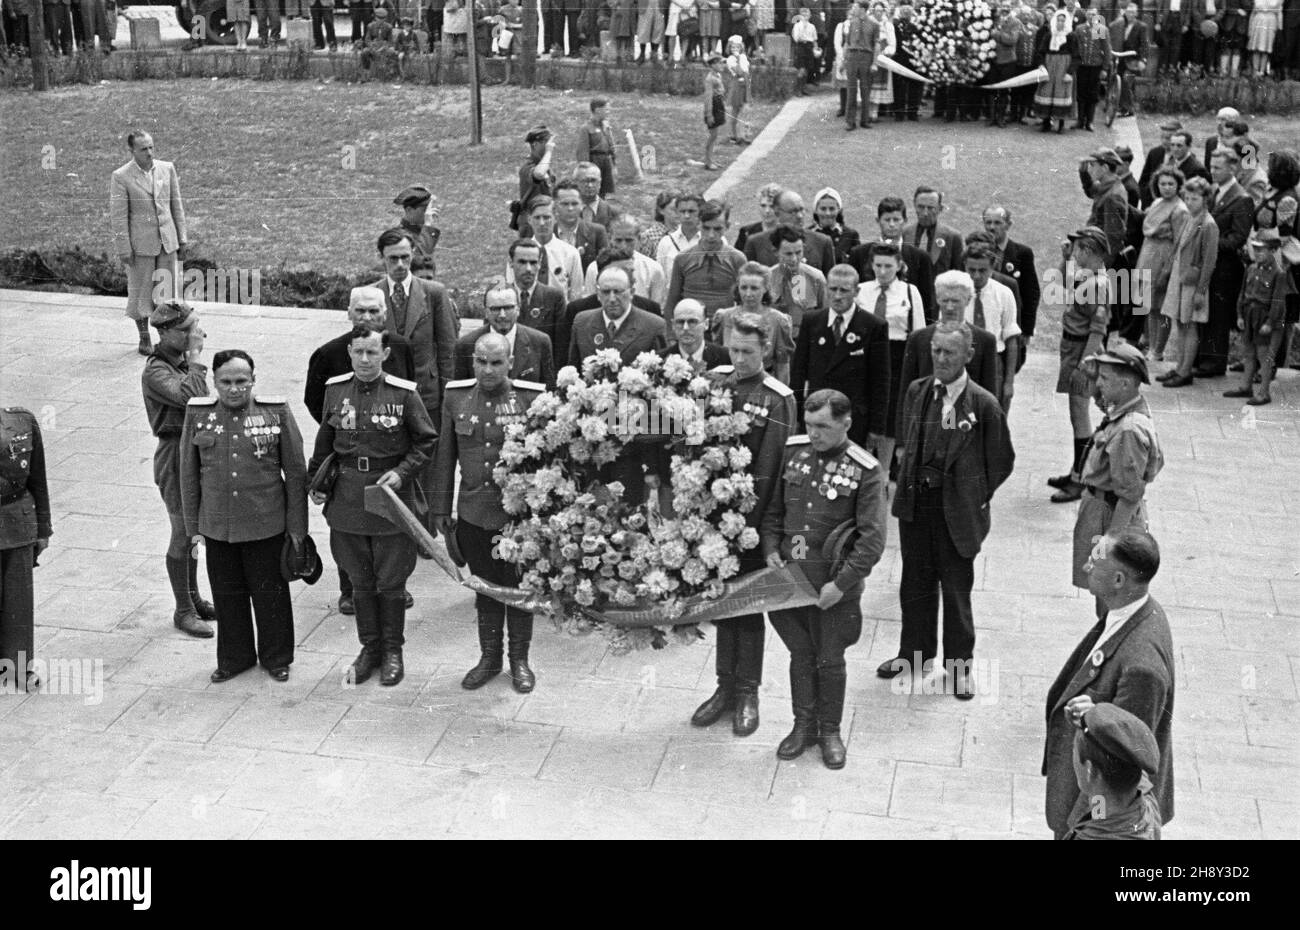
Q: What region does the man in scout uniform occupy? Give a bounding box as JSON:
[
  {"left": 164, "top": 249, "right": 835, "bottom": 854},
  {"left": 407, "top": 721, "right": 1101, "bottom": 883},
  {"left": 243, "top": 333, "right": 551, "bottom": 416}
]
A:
[
  {"left": 689, "top": 313, "right": 796, "bottom": 737},
  {"left": 432, "top": 331, "right": 545, "bottom": 694},
  {"left": 309, "top": 327, "right": 438, "bottom": 687},
  {"left": 394, "top": 184, "right": 442, "bottom": 272},
  {"left": 1063, "top": 702, "right": 1163, "bottom": 840},
  {"left": 0, "top": 404, "right": 51, "bottom": 692},
  {"left": 181, "top": 350, "right": 308, "bottom": 684},
  {"left": 141, "top": 300, "right": 215, "bottom": 639},
  {"left": 763, "top": 389, "right": 888, "bottom": 769},
  {"left": 1072, "top": 343, "right": 1163, "bottom": 619}
]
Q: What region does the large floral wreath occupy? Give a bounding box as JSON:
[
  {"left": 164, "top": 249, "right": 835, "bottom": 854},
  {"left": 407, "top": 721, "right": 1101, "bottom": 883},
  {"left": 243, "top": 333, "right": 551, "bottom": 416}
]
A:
[
  {"left": 902, "top": 0, "right": 997, "bottom": 85},
  {"left": 490, "top": 350, "right": 761, "bottom": 653}
]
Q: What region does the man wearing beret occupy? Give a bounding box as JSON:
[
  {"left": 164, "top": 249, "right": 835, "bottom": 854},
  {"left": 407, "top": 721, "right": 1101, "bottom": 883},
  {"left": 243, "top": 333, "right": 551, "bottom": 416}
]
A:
[
  {"left": 141, "top": 301, "right": 215, "bottom": 639},
  {"left": 1064, "top": 702, "right": 1163, "bottom": 839},
  {"left": 0, "top": 403, "right": 51, "bottom": 693},
  {"left": 1081, "top": 148, "right": 1130, "bottom": 266},
  {"left": 394, "top": 184, "right": 442, "bottom": 273},
  {"left": 1044, "top": 527, "right": 1174, "bottom": 839},
  {"left": 515, "top": 125, "right": 556, "bottom": 235},
  {"left": 181, "top": 350, "right": 307, "bottom": 683}
]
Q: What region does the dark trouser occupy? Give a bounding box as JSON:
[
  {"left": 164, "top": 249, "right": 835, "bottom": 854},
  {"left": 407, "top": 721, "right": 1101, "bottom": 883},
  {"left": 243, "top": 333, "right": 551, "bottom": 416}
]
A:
[
  {"left": 1013, "top": 75, "right": 1035, "bottom": 120},
  {"left": 590, "top": 152, "right": 616, "bottom": 196},
  {"left": 1279, "top": 24, "right": 1300, "bottom": 74},
  {"left": 349, "top": 3, "right": 372, "bottom": 42},
  {"left": 1117, "top": 64, "right": 1136, "bottom": 113},
  {"left": 0, "top": 544, "right": 35, "bottom": 676},
  {"left": 1075, "top": 64, "right": 1102, "bottom": 125},
  {"left": 425, "top": 9, "right": 442, "bottom": 42},
  {"left": 713, "top": 554, "right": 764, "bottom": 694},
  {"left": 843, "top": 49, "right": 873, "bottom": 126},
  {"left": 987, "top": 62, "right": 1015, "bottom": 122},
  {"left": 311, "top": 2, "right": 336, "bottom": 47},
  {"left": 792, "top": 41, "right": 817, "bottom": 88},
  {"left": 544, "top": 9, "right": 565, "bottom": 49},
  {"left": 770, "top": 581, "right": 862, "bottom": 730},
  {"left": 45, "top": 2, "right": 74, "bottom": 54},
  {"left": 330, "top": 529, "right": 416, "bottom": 650},
  {"left": 897, "top": 487, "right": 976, "bottom": 663},
  {"left": 1198, "top": 258, "right": 1244, "bottom": 373},
  {"left": 205, "top": 533, "right": 295, "bottom": 671},
  {"left": 458, "top": 520, "right": 532, "bottom": 657},
  {"left": 894, "top": 71, "right": 922, "bottom": 118},
  {"left": 256, "top": 0, "right": 281, "bottom": 42}
]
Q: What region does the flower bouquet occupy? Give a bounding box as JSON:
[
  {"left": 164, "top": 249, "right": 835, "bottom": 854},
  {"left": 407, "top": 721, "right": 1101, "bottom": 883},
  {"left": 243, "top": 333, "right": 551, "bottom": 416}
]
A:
[{"left": 902, "top": 0, "right": 997, "bottom": 85}]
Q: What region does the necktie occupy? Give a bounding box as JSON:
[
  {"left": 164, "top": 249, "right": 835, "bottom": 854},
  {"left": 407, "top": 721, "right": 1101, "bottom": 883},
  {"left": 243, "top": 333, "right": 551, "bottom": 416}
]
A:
[
  {"left": 606, "top": 319, "right": 618, "bottom": 345},
  {"left": 520, "top": 288, "right": 531, "bottom": 311},
  {"left": 973, "top": 291, "right": 986, "bottom": 329},
  {"left": 831, "top": 312, "right": 845, "bottom": 343},
  {"left": 874, "top": 285, "right": 888, "bottom": 321},
  {"left": 391, "top": 282, "right": 407, "bottom": 325}
]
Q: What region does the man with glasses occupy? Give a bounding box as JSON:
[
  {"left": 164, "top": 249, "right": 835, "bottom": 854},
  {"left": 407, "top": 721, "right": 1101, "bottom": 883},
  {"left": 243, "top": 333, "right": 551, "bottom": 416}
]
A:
[
  {"left": 454, "top": 285, "right": 555, "bottom": 388},
  {"left": 661, "top": 298, "right": 729, "bottom": 372},
  {"left": 568, "top": 265, "right": 668, "bottom": 367},
  {"left": 743, "top": 189, "right": 836, "bottom": 275}
]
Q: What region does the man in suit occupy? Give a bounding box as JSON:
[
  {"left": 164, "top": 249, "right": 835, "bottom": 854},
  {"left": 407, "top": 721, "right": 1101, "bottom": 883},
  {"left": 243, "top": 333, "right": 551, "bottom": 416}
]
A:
[
  {"left": 575, "top": 161, "right": 617, "bottom": 228},
  {"left": 568, "top": 264, "right": 668, "bottom": 368},
  {"left": 744, "top": 189, "right": 837, "bottom": 275},
  {"left": 553, "top": 179, "right": 609, "bottom": 272},
  {"left": 1108, "top": 2, "right": 1150, "bottom": 117},
  {"left": 898, "top": 271, "right": 1000, "bottom": 400},
  {"left": 110, "top": 130, "right": 187, "bottom": 356},
  {"left": 790, "top": 265, "right": 890, "bottom": 453},
  {"left": 44, "top": 0, "right": 74, "bottom": 54},
  {"left": 1043, "top": 528, "right": 1174, "bottom": 838},
  {"left": 981, "top": 206, "right": 1040, "bottom": 340},
  {"left": 879, "top": 321, "right": 1015, "bottom": 700},
  {"left": 1196, "top": 147, "right": 1255, "bottom": 377},
  {"left": 582, "top": 214, "right": 667, "bottom": 307},
  {"left": 562, "top": 249, "right": 664, "bottom": 362},
  {"left": 1137, "top": 119, "right": 1182, "bottom": 209},
  {"left": 1202, "top": 106, "right": 1241, "bottom": 167},
  {"left": 1164, "top": 130, "right": 1210, "bottom": 186},
  {"left": 903, "top": 186, "right": 964, "bottom": 278},
  {"left": 849, "top": 196, "right": 937, "bottom": 322},
  {"left": 509, "top": 196, "right": 585, "bottom": 302},
  {"left": 661, "top": 298, "right": 730, "bottom": 372},
  {"left": 507, "top": 238, "right": 568, "bottom": 370},
  {"left": 454, "top": 285, "right": 555, "bottom": 387}
]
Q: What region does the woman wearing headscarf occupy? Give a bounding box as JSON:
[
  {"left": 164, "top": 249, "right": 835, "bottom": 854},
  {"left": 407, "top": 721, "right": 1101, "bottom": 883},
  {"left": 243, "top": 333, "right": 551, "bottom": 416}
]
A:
[
  {"left": 1135, "top": 165, "right": 1189, "bottom": 359},
  {"left": 809, "top": 187, "right": 861, "bottom": 264},
  {"left": 725, "top": 34, "right": 752, "bottom": 143},
  {"left": 1033, "top": 8, "right": 1076, "bottom": 133},
  {"left": 865, "top": 0, "right": 895, "bottom": 124}
]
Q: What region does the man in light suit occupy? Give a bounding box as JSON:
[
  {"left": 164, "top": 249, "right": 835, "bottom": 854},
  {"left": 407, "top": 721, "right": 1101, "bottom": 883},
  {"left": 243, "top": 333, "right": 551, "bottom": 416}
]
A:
[
  {"left": 1043, "top": 528, "right": 1174, "bottom": 839},
  {"left": 454, "top": 285, "right": 556, "bottom": 388},
  {"left": 568, "top": 264, "right": 668, "bottom": 368},
  {"left": 880, "top": 321, "right": 1015, "bottom": 700},
  {"left": 111, "top": 130, "right": 187, "bottom": 356},
  {"left": 903, "top": 186, "right": 964, "bottom": 277},
  {"left": 506, "top": 238, "right": 569, "bottom": 370}
]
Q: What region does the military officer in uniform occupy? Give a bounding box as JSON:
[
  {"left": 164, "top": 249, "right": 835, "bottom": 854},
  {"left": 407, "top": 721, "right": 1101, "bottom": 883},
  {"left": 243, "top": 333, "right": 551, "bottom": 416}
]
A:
[
  {"left": 1072, "top": 343, "right": 1164, "bottom": 618},
  {"left": 0, "top": 405, "right": 51, "bottom": 692},
  {"left": 394, "top": 184, "right": 442, "bottom": 273},
  {"left": 432, "top": 331, "right": 545, "bottom": 694},
  {"left": 689, "top": 313, "right": 796, "bottom": 737},
  {"left": 763, "top": 389, "right": 888, "bottom": 769},
  {"left": 142, "top": 300, "right": 215, "bottom": 639},
  {"left": 181, "top": 350, "right": 308, "bottom": 684},
  {"left": 309, "top": 327, "right": 438, "bottom": 687},
  {"left": 1062, "top": 702, "right": 1163, "bottom": 840}
]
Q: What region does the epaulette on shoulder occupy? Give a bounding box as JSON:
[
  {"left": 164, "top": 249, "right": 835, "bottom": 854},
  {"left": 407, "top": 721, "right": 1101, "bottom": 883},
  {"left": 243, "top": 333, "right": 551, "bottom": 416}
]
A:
[
  {"left": 256, "top": 395, "right": 286, "bottom": 405},
  {"left": 187, "top": 396, "right": 217, "bottom": 406},
  {"left": 786, "top": 435, "right": 811, "bottom": 446},
  {"left": 709, "top": 364, "right": 735, "bottom": 375},
  {"left": 763, "top": 374, "right": 793, "bottom": 397},
  {"left": 325, "top": 373, "right": 353, "bottom": 385},
  {"left": 512, "top": 378, "right": 545, "bottom": 392},
  {"left": 384, "top": 374, "right": 418, "bottom": 391},
  {"left": 846, "top": 444, "right": 879, "bottom": 469},
  {"left": 445, "top": 378, "right": 476, "bottom": 390}
]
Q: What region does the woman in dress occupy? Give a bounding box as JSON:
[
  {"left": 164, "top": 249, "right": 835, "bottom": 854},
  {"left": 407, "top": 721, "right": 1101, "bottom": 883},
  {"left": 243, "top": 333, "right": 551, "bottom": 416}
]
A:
[
  {"left": 636, "top": 0, "right": 666, "bottom": 61},
  {"left": 611, "top": 0, "right": 638, "bottom": 61},
  {"left": 666, "top": 0, "right": 693, "bottom": 60},
  {"left": 711, "top": 262, "right": 796, "bottom": 382},
  {"left": 809, "top": 187, "right": 861, "bottom": 265},
  {"left": 640, "top": 189, "right": 682, "bottom": 258},
  {"left": 1033, "top": 9, "right": 1076, "bottom": 133},
  {"left": 734, "top": 182, "right": 783, "bottom": 252},
  {"left": 1135, "top": 166, "right": 1189, "bottom": 360},
  {"left": 698, "top": 0, "right": 722, "bottom": 56},
  {"left": 865, "top": 0, "right": 895, "bottom": 124},
  {"left": 831, "top": 13, "right": 849, "bottom": 117},
  {"left": 752, "top": 0, "right": 773, "bottom": 55},
  {"left": 1159, "top": 177, "right": 1219, "bottom": 387},
  {"left": 725, "top": 34, "right": 751, "bottom": 144},
  {"left": 1217, "top": 0, "right": 1252, "bottom": 75},
  {"left": 1247, "top": 0, "right": 1282, "bottom": 75},
  {"left": 227, "top": 0, "right": 251, "bottom": 49}
]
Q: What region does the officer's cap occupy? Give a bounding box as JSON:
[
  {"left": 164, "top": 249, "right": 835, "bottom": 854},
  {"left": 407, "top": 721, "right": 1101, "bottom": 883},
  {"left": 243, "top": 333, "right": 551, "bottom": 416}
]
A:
[
  {"left": 281, "top": 534, "right": 323, "bottom": 585},
  {"left": 394, "top": 184, "right": 433, "bottom": 208},
  {"left": 1081, "top": 703, "right": 1160, "bottom": 777},
  {"left": 149, "top": 300, "right": 197, "bottom": 331},
  {"left": 1080, "top": 147, "right": 1123, "bottom": 170},
  {"left": 1067, "top": 225, "right": 1110, "bottom": 256},
  {"left": 525, "top": 124, "right": 552, "bottom": 144},
  {"left": 1084, "top": 342, "right": 1149, "bottom": 384}
]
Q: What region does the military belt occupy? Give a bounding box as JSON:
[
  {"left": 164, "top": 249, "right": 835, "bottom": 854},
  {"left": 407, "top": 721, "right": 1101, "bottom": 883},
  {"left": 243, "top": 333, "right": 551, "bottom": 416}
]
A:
[
  {"left": 1085, "top": 486, "right": 1120, "bottom": 507},
  {"left": 339, "top": 454, "right": 405, "bottom": 473},
  {"left": 0, "top": 489, "right": 28, "bottom": 506}
]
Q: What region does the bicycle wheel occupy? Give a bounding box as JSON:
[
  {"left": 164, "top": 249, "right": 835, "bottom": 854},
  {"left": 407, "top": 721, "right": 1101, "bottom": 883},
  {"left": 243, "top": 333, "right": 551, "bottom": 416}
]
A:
[{"left": 1104, "top": 74, "right": 1121, "bottom": 127}]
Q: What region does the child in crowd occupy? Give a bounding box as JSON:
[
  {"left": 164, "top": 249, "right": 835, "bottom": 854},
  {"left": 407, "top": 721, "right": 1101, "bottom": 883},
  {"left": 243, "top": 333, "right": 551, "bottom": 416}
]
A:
[
  {"left": 791, "top": 8, "right": 819, "bottom": 96},
  {"left": 703, "top": 53, "right": 727, "bottom": 171},
  {"left": 1226, "top": 229, "right": 1293, "bottom": 406}
]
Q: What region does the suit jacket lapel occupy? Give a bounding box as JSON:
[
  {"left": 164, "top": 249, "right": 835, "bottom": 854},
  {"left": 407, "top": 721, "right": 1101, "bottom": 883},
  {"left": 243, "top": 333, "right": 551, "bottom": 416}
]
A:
[
  {"left": 403, "top": 278, "right": 426, "bottom": 340},
  {"left": 943, "top": 386, "right": 976, "bottom": 471},
  {"left": 1051, "top": 602, "right": 1155, "bottom": 717},
  {"left": 826, "top": 312, "right": 858, "bottom": 370}
]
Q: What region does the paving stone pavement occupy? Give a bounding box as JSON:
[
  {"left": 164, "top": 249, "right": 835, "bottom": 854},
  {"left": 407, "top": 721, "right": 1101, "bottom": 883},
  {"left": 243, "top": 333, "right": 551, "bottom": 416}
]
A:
[{"left": 3, "top": 270, "right": 1298, "bottom": 839}]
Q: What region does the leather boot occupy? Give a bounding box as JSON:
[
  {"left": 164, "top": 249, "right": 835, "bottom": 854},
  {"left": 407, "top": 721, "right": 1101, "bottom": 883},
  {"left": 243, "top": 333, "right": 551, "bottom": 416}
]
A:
[
  {"left": 348, "top": 591, "right": 382, "bottom": 684},
  {"left": 690, "top": 685, "right": 734, "bottom": 726},
  {"left": 187, "top": 555, "right": 216, "bottom": 621},
  {"left": 506, "top": 608, "right": 535, "bottom": 694},
  {"left": 166, "top": 556, "right": 212, "bottom": 638},
  {"left": 378, "top": 595, "right": 405, "bottom": 686},
  {"left": 777, "top": 656, "right": 818, "bottom": 760},
  {"left": 733, "top": 686, "right": 760, "bottom": 737},
  {"left": 817, "top": 663, "right": 848, "bottom": 769},
  {"left": 136, "top": 317, "right": 152, "bottom": 356},
  {"left": 462, "top": 609, "right": 504, "bottom": 689},
  {"left": 836, "top": 88, "right": 846, "bottom": 117},
  {"left": 819, "top": 725, "right": 847, "bottom": 769}
]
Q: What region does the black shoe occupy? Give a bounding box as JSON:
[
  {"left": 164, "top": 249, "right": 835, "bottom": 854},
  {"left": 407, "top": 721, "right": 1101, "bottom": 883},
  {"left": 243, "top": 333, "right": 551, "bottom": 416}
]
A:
[
  {"left": 380, "top": 649, "right": 404, "bottom": 686},
  {"left": 1247, "top": 396, "right": 1272, "bottom": 406},
  {"left": 733, "top": 692, "right": 760, "bottom": 736},
  {"left": 1156, "top": 370, "right": 1179, "bottom": 382},
  {"left": 1162, "top": 373, "right": 1195, "bottom": 387},
  {"left": 1046, "top": 472, "right": 1075, "bottom": 490},
  {"left": 348, "top": 647, "right": 382, "bottom": 685},
  {"left": 403, "top": 589, "right": 414, "bottom": 609},
  {"left": 819, "top": 728, "right": 847, "bottom": 769},
  {"left": 876, "top": 656, "right": 909, "bottom": 679},
  {"left": 268, "top": 666, "right": 290, "bottom": 682},
  {"left": 461, "top": 655, "right": 503, "bottom": 690},
  {"left": 777, "top": 722, "right": 819, "bottom": 760},
  {"left": 1228, "top": 361, "right": 1245, "bottom": 372},
  {"left": 137, "top": 336, "right": 153, "bottom": 356},
  {"left": 954, "top": 670, "right": 975, "bottom": 701},
  {"left": 174, "top": 609, "right": 213, "bottom": 638},
  {"left": 192, "top": 596, "right": 217, "bottom": 621},
  {"left": 509, "top": 658, "right": 535, "bottom": 694},
  {"left": 691, "top": 687, "right": 734, "bottom": 726},
  {"left": 210, "top": 665, "right": 251, "bottom": 683},
  {"left": 1049, "top": 482, "right": 1085, "bottom": 503},
  {"left": 1193, "top": 367, "right": 1225, "bottom": 378},
  {"left": 1223, "top": 388, "right": 1253, "bottom": 398},
  {"left": 338, "top": 594, "right": 356, "bottom": 615}
]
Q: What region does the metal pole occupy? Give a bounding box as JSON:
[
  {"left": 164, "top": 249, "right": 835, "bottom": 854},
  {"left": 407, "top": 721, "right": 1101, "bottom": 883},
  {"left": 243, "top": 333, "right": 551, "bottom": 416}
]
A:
[{"left": 465, "top": 0, "right": 482, "bottom": 144}]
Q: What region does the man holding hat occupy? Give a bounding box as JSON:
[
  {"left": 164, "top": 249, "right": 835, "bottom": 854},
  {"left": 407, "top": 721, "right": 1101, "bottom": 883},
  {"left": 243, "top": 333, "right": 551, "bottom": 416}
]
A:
[
  {"left": 1070, "top": 342, "right": 1164, "bottom": 614},
  {"left": 515, "top": 125, "right": 556, "bottom": 234},
  {"left": 181, "top": 350, "right": 308, "bottom": 684},
  {"left": 432, "top": 331, "right": 545, "bottom": 694},
  {"left": 141, "top": 300, "right": 215, "bottom": 639},
  {"left": 1081, "top": 148, "right": 1130, "bottom": 266},
  {"left": 394, "top": 185, "right": 442, "bottom": 272},
  {"left": 1064, "top": 702, "right": 1163, "bottom": 839}
]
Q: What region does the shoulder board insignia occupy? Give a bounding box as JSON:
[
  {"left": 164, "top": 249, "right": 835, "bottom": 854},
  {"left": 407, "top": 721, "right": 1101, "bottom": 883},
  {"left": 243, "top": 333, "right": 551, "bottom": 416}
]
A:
[
  {"left": 762, "top": 374, "right": 793, "bottom": 397},
  {"left": 255, "top": 395, "right": 286, "bottom": 405},
  {"left": 786, "top": 435, "right": 811, "bottom": 445},
  {"left": 512, "top": 378, "right": 545, "bottom": 392},
  {"left": 325, "top": 373, "right": 353, "bottom": 385},
  {"left": 846, "top": 444, "right": 879, "bottom": 469},
  {"left": 445, "top": 378, "right": 476, "bottom": 390},
  {"left": 709, "top": 364, "right": 735, "bottom": 374},
  {"left": 187, "top": 396, "right": 217, "bottom": 406},
  {"left": 384, "top": 374, "right": 418, "bottom": 391}
]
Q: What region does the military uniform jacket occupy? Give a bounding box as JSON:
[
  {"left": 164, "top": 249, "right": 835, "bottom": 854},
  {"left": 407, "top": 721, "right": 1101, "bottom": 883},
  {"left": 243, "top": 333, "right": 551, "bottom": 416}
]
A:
[
  {"left": 0, "top": 407, "right": 51, "bottom": 550},
  {"left": 180, "top": 396, "right": 309, "bottom": 544},
  {"left": 761, "top": 436, "right": 887, "bottom": 592},
  {"left": 399, "top": 220, "right": 441, "bottom": 266},
  {"left": 714, "top": 367, "right": 796, "bottom": 529},
  {"left": 431, "top": 379, "right": 543, "bottom": 531},
  {"left": 308, "top": 373, "right": 438, "bottom": 536},
  {"left": 1081, "top": 395, "right": 1164, "bottom": 503},
  {"left": 143, "top": 347, "right": 209, "bottom": 438}
]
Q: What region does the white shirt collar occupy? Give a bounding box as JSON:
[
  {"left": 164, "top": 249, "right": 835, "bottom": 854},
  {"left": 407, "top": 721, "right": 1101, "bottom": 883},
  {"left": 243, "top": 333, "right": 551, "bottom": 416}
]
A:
[
  {"left": 1093, "top": 593, "right": 1150, "bottom": 652},
  {"left": 829, "top": 304, "right": 856, "bottom": 328},
  {"left": 603, "top": 310, "right": 628, "bottom": 333},
  {"left": 937, "top": 370, "right": 969, "bottom": 403},
  {"left": 683, "top": 343, "right": 704, "bottom": 363}
]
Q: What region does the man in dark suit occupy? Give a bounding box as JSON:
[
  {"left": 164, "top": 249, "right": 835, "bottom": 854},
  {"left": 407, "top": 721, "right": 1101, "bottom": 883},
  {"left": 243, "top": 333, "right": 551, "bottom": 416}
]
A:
[
  {"left": 849, "top": 196, "right": 937, "bottom": 322},
  {"left": 508, "top": 238, "right": 569, "bottom": 370},
  {"left": 454, "top": 285, "right": 556, "bottom": 388},
  {"left": 903, "top": 186, "right": 965, "bottom": 278},
  {"left": 1109, "top": 2, "right": 1150, "bottom": 116},
  {"left": 1043, "top": 528, "right": 1174, "bottom": 839},
  {"left": 560, "top": 248, "right": 664, "bottom": 365},
  {"left": 575, "top": 161, "right": 617, "bottom": 228},
  {"left": 568, "top": 264, "right": 668, "bottom": 368},
  {"left": 1164, "top": 131, "right": 1210, "bottom": 186},
  {"left": 553, "top": 179, "right": 609, "bottom": 271},
  {"left": 660, "top": 298, "right": 730, "bottom": 372},
  {"left": 304, "top": 287, "right": 416, "bottom": 423},
  {"left": 1137, "top": 119, "right": 1182, "bottom": 209},
  {"left": 982, "top": 206, "right": 1041, "bottom": 341},
  {"left": 898, "top": 275, "right": 1000, "bottom": 399},
  {"left": 1196, "top": 147, "right": 1256, "bottom": 377},
  {"left": 789, "top": 264, "right": 890, "bottom": 453},
  {"left": 879, "top": 321, "right": 1015, "bottom": 700},
  {"left": 744, "top": 189, "right": 837, "bottom": 275}
]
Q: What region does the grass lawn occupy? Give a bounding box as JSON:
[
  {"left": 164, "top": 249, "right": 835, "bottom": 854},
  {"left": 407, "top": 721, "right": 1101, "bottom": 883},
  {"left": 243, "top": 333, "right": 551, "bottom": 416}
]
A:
[{"left": 0, "top": 81, "right": 780, "bottom": 305}]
